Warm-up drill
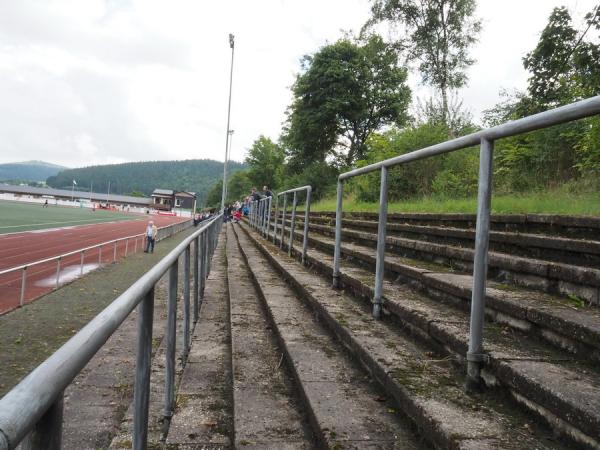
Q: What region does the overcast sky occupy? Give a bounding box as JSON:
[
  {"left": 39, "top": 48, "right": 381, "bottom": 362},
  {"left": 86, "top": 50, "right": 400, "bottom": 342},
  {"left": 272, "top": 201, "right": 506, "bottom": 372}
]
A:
[{"left": 0, "top": 0, "right": 597, "bottom": 168}]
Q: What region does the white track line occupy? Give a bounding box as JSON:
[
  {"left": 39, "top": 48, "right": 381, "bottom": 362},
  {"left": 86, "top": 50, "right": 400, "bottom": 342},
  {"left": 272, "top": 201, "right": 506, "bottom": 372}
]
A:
[{"left": 0, "top": 218, "right": 141, "bottom": 237}]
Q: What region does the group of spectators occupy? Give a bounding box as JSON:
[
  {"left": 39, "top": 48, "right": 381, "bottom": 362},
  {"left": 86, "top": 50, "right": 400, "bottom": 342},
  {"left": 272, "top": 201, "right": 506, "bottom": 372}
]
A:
[
  {"left": 141, "top": 185, "right": 272, "bottom": 255},
  {"left": 224, "top": 185, "right": 273, "bottom": 223}
]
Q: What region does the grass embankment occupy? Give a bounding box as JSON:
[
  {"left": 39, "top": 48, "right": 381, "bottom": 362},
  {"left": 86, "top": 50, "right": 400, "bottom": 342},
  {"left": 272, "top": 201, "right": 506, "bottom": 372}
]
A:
[{"left": 311, "top": 190, "right": 600, "bottom": 216}]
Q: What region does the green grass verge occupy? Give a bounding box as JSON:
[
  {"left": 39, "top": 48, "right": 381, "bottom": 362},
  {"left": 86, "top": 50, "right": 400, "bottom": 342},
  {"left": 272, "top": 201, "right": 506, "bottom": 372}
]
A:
[
  {"left": 0, "top": 200, "right": 138, "bottom": 234},
  {"left": 310, "top": 190, "right": 600, "bottom": 216}
]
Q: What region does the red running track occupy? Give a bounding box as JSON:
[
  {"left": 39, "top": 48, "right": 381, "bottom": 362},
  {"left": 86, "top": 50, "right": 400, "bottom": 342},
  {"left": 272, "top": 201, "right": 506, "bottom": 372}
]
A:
[{"left": 0, "top": 214, "right": 188, "bottom": 315}]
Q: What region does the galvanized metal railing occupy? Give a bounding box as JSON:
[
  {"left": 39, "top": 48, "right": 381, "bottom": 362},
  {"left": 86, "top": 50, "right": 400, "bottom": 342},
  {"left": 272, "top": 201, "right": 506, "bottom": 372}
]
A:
[
  {"left": 0, "top": 214, "right": 223, "bottom": 450},
  {"left": 331, "top": 95, "right": 600, "bottom": 388},
  {"left": 0, "top": 219, "right": 192, "bottom": 313},
  {"left": 248, "top": 196, "right": 273, "bottom": 238},
  {"left": 271, "top": 186, "right": 312, "bottom": 265}
]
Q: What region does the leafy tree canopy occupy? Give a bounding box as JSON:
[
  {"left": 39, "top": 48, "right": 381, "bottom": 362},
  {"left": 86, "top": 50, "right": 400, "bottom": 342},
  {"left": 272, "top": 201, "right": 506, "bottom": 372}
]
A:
[
  {"left": 283, "top": 35, "right": 411, "bottom": 170},
  {"left": 244, "top": 136, "right": 285, "bottom": 189},
  {"left": 365, "top": 0, "right": 481, "bottom": 124},
  {"left": 522, "top": 5, "right": 600, "bottom": 111}
]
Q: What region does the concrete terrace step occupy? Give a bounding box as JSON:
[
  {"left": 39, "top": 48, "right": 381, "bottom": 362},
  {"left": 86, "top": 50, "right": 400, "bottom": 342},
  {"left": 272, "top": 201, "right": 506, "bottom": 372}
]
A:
[
  {"left": 230, "top": 224, "right": 425, "bottom": 449},
  {"left": 236, "top": 223, "right": 570, "bottom": 449},
  {"left": 108, "top": 237, "right": 231, "bottom": 450},
  {"left": 225, "top": 227, "right": 314, "bottom": 449},
  {"left": 247, "top": 223, "right": 600, "bottom": 448},
  {"left": 306, "top": 212, "right": 600, "bottom": 240},
  {"left": 273, "top": 222, "right": 600, "bottom": 363},
  {"left": 305, "top": 215, "right": 600, "bottom": 269},
  {"left": 275, "top": 217, "right": 600, "bottom": 306},
  {"left": 165, "top": 232, "right": 232, "bottom": 448}
]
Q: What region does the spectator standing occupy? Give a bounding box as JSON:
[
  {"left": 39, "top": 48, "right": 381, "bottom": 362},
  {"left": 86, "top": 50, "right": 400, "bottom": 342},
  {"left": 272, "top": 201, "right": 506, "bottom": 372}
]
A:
[
  {"left": 144, "top": 220, "right": 158, "bottom": 253},
  {"left": 262, "top": 185, "right": 273, "bottom": 198},
  {"left": 250, "top": 187, "right": 262, "bottom": 202}
]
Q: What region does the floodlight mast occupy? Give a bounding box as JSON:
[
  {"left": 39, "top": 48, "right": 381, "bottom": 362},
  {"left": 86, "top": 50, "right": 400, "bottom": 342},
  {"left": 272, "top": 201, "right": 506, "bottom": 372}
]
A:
[
  {"left": 221, "top": 33, "right": 235, "bottom": 212},
  {"left": 224, "top": 129, "right": 234, "bottom": 202}
]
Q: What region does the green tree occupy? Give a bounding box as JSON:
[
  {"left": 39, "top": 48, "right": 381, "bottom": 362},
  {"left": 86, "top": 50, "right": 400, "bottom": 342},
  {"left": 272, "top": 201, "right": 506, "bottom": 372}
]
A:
[
  {"left": 226, "top": 170, "right": 252, "bottom": 203},
  {"left": 522, "top": 5, "right": 600, "bottom": 111},
  {"left": 283, "top": 35, "right": 411, "bottom": 169},
  {"left": 365, "top": 0, "right": 481, "bottom": 124},
  {"left": 482, "top": 6, "right": 600, "bottom": 191},
  {"left": 205, "top": 180, "right": 223, "bottom": 208},
  {"left": 245, "top": 136, "right": 285, "bottom": 189}
]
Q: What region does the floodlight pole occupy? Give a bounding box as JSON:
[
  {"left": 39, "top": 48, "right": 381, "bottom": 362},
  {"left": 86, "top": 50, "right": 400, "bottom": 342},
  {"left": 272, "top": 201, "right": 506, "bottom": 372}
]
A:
[
  {"left": 221, "top": 33, "right": 235, "bottom": 212},
  {"left": 224, "top": 129, "right": 234, "bottom": 202}
]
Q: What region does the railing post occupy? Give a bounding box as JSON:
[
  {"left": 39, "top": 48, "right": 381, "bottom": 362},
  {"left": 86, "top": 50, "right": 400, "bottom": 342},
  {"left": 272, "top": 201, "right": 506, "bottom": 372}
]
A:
[
  {"left": 467, "top": 137, "right": 494, "bottom": 391},
  {"left": 98, "top": 246, "right": 102, "bottom": 264},
  {"left": 80, "top": 250, "right": 85, "bottom": 276},
  {"left": 332, "top": 180, "right": 344, "bottom": 288},
  {"left": 193, "top": 236, "right": 200, "bottom": 322},
  {"left": 113, "top": 241, "right": 117, "bottom": 262},
  {"left": 260, "top": 199, "right": 265, "bottom": 234},
  {"left": 266, "top": 197, "right": 272, "bottom": 238},
  {"left": 207, "top": 227, "right": 212, "bottom": 275},
  {"left": 20, "top": 267, "right": 27, "bottom": 307},
  {"left": 134, "top": 237, "right": 138, "bottom": 254},
  {"left": 55, "top": 257, "right": 61, "bottom": 289},
  {"left": 200, "top": 232, "right": 207, "bottom": 301},
  {"left": 184, "top": 245, "right": 191, "bottom": 361},
  {"left": 288, "top": 192, "right": 298, "bottom": 257},
  {"left": 373, "top": 166, "right": 389, "bottom": 320},
  {"left": 164, "top": 260, "right": 178, "bottom": 421},
  {"left": 133, "top": 287, "right": 154, "bottom": 450},
  {"left": 302, "top": 187, "right": 312, "bottom": 265},
  {"left": 272, "top": 196, "right": 279, "bottom": 244},
  {"left": 21, "top": 393, "right": 64, "bottom": 450},
  {"left": 280, "top": 195, "right": 287, "bottom": 249},
  {"left": 125, "top": 239, "right": 129, "bottom": 256}
]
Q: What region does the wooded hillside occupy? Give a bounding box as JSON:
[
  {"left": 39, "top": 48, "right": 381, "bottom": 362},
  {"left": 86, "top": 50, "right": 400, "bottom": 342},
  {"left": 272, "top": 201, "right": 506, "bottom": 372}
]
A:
[{"left": 47, "top": 159, "right": 246, "bottom": 206}]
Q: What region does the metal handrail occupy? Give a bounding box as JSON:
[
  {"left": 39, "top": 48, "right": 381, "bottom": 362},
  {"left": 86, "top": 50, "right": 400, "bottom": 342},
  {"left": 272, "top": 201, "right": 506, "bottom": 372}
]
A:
[
  {"left": 245, "top": 186, "right": 313, "bottom": 265},
  {"left": 273, "top": 186, "right": 312, "bottom": 265},
  {"left": 331, "top": 95, "right": 600, "bottom": 389},
  {"left": 0, "top": 219, "right": 192, "bottom": 310},
  {"left": 0, "top": 214, "right": 223, "bottom": 449}
]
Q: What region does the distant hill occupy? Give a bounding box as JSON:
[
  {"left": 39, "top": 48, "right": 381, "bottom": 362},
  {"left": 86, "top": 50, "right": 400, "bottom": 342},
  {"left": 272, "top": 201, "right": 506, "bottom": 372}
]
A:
[
  {"left": 0, "top": 161, "right": 67, "bottom": 182},
  {"left": 46, "top": 159, "right": 246, "bottom": 206}
]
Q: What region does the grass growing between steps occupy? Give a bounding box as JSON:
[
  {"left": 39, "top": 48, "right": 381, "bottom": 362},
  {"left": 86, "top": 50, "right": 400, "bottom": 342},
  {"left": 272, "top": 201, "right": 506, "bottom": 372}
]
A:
[{"left": 310, "top": 189, "right": 600, "bottom": 216}]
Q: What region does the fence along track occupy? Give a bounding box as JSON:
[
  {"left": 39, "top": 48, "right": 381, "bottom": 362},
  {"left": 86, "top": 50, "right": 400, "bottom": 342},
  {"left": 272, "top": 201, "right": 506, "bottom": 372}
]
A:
[
  {"left": 0, "top": 214, "right": 223, "bottom": 450},
  {"left": 0, "top": 219, "right": 192, "bottom": 314}
]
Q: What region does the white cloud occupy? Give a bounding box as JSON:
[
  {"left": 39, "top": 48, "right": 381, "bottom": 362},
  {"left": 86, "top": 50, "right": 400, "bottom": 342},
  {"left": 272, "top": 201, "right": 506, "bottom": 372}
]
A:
[{"left": 0, "top": 0, "right": 597, "bottom": 167}]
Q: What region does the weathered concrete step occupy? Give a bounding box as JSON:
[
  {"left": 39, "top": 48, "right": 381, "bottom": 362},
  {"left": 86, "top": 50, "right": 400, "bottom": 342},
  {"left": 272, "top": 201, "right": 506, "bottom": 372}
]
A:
[
  {"left": 253, "top": 225, "right": 600, "bottom": 448},
  {"left": 225, "top": 226, "right": 314, "bottom": 449},
  {"left": 109, "top": 240, "right": 224, "bottom": 449},
  {"left": 300, "top": 216, "right": 600, "bottom": 268},
  {"left": 231, "top": 224, "right": 423, "bottom": 449},
  {"left": 237, "top": 224, "right": 568, "bottom": 449},
  {"left": 304, "top": 212, "right": 600, "bottom": 240},
  {"left": 271, "top": 223, "right": 600, "bottom": 361},
  {"left": 164, "top": 232, "right": 232, "bottom": 449},
  {"left": 278, "top": 218, "right": 600, "bottom": 305}
]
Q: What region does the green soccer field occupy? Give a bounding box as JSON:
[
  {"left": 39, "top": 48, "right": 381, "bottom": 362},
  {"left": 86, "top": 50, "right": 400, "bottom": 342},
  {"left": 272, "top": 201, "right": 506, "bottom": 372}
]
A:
[{"left": 0, "top": 200, "right": 138, "bottom": 234}]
